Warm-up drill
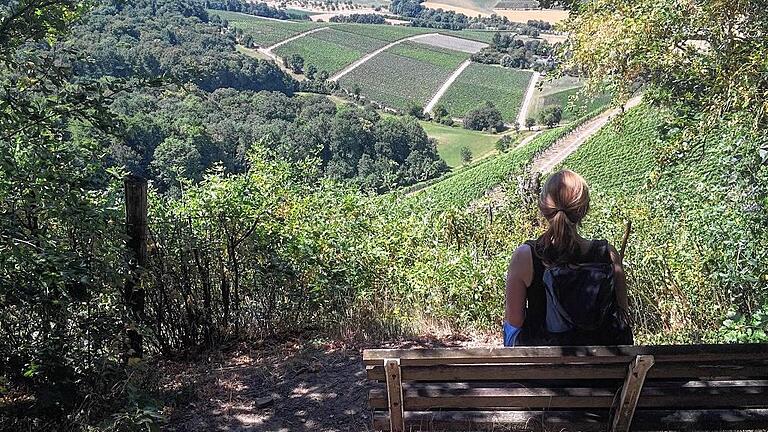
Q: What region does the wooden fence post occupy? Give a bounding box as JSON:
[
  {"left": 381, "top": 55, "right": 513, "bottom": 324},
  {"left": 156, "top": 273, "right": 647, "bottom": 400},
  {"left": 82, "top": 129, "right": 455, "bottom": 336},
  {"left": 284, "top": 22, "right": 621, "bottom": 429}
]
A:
[{"left": 124, "top": 175, "right": 148, "bottom": 359}]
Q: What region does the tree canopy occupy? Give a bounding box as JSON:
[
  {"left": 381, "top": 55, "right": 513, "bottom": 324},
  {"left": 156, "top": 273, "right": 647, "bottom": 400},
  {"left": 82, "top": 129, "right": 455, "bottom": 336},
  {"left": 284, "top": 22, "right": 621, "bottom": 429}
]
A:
[{"left": 464, "top": 101, "right": 504, "bottom": 132}]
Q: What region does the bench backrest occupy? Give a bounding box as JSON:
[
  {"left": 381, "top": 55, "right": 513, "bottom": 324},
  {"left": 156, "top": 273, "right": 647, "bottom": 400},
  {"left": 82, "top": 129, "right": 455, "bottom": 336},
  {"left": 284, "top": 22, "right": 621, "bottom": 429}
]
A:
[{"left": 363, "top": 344, "right": 768, "bottom": 432}]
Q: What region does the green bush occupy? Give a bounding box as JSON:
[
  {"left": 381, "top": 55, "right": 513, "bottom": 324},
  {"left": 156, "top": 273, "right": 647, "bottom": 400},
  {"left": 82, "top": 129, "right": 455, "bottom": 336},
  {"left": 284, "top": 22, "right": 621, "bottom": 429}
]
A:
[{"left": 463, "top": 101, "right": 504, "bottom": 132}]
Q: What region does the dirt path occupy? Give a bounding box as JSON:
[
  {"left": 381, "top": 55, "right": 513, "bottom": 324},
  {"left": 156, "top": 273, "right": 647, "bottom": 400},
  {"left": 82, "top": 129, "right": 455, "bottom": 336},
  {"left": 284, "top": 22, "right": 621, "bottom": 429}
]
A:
[
  {"left": 514, "top": 130, "right": 542, "bottom": 150},
  {"left": 330, "top": 33, "right": 440, "bottom": 82},
  {"left": 424, "top": 59, "right": 472, "bottom": 115},
  {"left": 531, "top": 95, "right": 643, "bottom": 173},
  {"left": 516, "top": 70, "right": 541, "bottom": 128},
  {"left": 258, "top": 27, "right": 330, "bottom": 62},
  {"left": 160, "top": 335, "right": 492, "bottom": 431}
]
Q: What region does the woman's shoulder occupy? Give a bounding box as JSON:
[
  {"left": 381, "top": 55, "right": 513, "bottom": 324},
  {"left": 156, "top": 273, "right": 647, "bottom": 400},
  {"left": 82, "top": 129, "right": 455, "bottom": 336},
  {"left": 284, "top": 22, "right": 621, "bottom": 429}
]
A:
[
  {"left": 511, "top": 241, "right": 542, "bottom": 270},
  {"left": 513, "top": 242, "right": 534, "bottom": 258}
]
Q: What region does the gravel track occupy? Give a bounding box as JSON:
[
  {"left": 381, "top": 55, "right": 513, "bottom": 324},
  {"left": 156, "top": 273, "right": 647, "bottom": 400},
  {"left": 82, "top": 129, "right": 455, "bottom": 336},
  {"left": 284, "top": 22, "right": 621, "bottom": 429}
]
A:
[
  {"left": 516, "top": 70, "right": 540, "bottom": 128},
  {"left": 531, "top": 95, "right": 643, "bottom": 173},
  {"left": 424, "top": 59, "right": 472, "bottom": 114}
]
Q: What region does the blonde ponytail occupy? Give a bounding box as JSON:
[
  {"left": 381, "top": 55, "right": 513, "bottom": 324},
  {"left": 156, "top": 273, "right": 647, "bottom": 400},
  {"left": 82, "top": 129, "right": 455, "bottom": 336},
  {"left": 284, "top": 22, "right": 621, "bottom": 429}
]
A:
[{"left": 537, "top": 170, "right": 590, "bottom": 263}]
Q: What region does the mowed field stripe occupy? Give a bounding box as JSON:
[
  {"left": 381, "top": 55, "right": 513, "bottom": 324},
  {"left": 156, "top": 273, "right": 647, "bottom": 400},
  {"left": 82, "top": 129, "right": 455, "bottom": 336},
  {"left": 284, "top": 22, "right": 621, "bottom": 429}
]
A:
[
  {"left": 424, "top": 59, "right": 472, "bottom": 115},
  {"left": 329, "top": 33, "right": 440, "bottom": 82}
]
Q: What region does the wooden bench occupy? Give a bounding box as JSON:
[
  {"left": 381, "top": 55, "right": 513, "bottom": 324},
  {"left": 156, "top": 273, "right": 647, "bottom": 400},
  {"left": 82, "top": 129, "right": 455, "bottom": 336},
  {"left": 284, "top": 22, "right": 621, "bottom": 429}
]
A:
[{"left": 363, "top": 344, "right": 768, "bottom": 431}]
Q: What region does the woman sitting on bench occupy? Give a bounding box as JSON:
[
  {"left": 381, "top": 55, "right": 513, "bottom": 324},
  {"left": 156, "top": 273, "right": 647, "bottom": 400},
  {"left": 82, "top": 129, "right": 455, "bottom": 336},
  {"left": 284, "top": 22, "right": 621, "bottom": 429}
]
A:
[{"left": 504, "top": 169, "right": 633, "bottom": 347}]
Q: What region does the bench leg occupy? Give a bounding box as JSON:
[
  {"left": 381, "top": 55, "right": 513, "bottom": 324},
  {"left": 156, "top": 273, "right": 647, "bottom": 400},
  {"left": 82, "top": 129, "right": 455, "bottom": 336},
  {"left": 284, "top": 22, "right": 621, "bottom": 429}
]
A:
[
  {"left": 611, "top": 354, "right": 655, "bottom": 432},
  {"left": 385, "top": 358, "right": 405, "bottom": 432}
]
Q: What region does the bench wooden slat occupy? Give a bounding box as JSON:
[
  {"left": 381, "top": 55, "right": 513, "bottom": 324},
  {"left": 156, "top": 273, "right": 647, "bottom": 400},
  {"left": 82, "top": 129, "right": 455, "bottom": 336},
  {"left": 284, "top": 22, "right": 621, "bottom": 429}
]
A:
[
  {"left": 366, "top": 344, "right": 768, "bottom": 431},
  {"left": 373, "top": 409, "right": 609, "bottom": 431},
  {"left": 367, "top": 362, "right": 768, "bottom": 382},
  {"left": 369, "top": 383, "right": 768, "bottom": 410},
  {"left": 633, "top": 408, "right": 768, "bottom": 431},
  {"left": 368, "top": 364, "right": 627, "bottom": 381},
  {"left": 372, "top": 379, "right": 768, "bottom": 394},
  {"left": 363, "top": 344, "right": 768, "bottom": 366},
  {"left": 373, "top": 409, "right": 768, "bottom": 431}
]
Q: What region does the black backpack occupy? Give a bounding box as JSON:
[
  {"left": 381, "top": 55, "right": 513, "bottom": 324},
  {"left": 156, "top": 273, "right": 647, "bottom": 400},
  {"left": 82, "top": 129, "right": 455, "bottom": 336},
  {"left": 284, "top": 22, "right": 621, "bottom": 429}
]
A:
[{"left": 542, "top": 258, "right": 633, "bottom": 345}]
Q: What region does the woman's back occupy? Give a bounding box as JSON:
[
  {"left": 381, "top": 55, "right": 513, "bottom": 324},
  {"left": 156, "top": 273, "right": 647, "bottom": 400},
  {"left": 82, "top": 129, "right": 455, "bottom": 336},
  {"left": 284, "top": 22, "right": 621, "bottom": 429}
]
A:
[
  {"left": 504, "top": 170, "right": 632, "bottom": 347},
  {"left": 516, "top": 238, "right": 632, "bottom": 346}
]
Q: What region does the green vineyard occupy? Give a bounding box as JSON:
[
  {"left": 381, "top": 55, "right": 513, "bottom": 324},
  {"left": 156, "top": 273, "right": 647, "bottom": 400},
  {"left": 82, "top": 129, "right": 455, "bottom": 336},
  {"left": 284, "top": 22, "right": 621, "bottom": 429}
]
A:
[
  {"left": 417, "top": 127, "right": 564, "bottom": 209},
  {"left": 207, "top": 10, "right": 320, "bottom": 47},
  {"left": 339, "top": 42, "right": 469, "bottom": 110},
  {"left": 439, "top": 63, "right": 533, "bottom": 121},
  {"left": 559, "top": 104, "right": 661, "bottom": 194},
  {"left": 274, "top": 28, "right": 389, "bottom": 74}
]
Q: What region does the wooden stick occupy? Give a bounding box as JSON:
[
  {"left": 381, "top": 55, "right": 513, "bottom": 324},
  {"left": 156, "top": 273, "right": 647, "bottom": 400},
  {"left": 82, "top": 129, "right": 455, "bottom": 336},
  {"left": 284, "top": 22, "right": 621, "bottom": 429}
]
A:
[
  {"left": 124, "top": 175, "right": 148, "bottom": 360},
  {"left": 619, "top": 220, "right": 632, "bottom": 259}
]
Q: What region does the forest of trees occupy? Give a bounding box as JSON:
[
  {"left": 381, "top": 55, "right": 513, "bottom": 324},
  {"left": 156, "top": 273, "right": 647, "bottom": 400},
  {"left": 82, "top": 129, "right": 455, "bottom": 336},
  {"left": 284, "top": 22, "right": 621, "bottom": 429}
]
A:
[
  {"left": 112, "top": 89, "right": 447, "bottom": 193},
  {"left": 329, "top": 13, "right": 386, "bottom": 23},
  {"left": 61, "top": 0, "right": 446, "bottom": 192},
  {"left": 464, "top": 102, "right": 504, "bottom": 132}
]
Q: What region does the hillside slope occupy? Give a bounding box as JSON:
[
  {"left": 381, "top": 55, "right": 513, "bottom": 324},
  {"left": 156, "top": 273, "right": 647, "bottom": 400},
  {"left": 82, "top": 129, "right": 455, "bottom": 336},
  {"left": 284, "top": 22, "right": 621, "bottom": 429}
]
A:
[{"left": 559, "top": 103, "right": 662, "bottom": 194}]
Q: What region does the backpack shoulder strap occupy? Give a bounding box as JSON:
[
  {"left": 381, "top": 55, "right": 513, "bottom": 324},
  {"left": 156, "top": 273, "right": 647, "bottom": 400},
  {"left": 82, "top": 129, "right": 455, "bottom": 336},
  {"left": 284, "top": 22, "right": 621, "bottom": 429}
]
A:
[{"left": 590, "top": 239, "right": 612, "bottom": 263}]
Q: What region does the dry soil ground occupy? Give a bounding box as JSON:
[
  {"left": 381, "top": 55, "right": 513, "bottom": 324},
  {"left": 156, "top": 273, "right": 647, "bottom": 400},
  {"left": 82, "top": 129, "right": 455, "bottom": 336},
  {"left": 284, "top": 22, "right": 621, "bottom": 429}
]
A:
[{"left": 159, "top": 334, "right": 495, "bottom": 431}]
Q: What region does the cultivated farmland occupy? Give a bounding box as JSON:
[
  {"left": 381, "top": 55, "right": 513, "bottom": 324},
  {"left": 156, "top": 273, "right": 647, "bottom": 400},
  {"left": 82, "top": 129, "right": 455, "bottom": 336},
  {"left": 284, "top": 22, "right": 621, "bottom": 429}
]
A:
[
  {"left": 329, "top": 23, "right": 436, "bottom": 42},
  {"left": 273, "top": 28, "right": 390, "bottom": 74},
  {"left": 208, "top": 10, "right": 320, "bottom": 47},
  {"left": 421, "top": 0, "right": 496, "bottom": 15},
  {"left": 439, "top": 63, "right": 532, "bottom": 121},
  {"left": 491, "top": 8, "right": 570, "bottom": 23},
  {"left": 339, "top": 42, "right": 469, "bottom": 110},
  {"left": 413, "top": 34, "right": 488, "bottom": 53}
]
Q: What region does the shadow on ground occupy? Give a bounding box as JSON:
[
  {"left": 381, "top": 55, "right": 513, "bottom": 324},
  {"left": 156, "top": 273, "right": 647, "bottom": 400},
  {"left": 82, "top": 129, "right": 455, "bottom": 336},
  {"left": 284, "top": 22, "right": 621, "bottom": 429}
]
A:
[{"left": 159, "top": 334, "right": 491, "bottom": 431}]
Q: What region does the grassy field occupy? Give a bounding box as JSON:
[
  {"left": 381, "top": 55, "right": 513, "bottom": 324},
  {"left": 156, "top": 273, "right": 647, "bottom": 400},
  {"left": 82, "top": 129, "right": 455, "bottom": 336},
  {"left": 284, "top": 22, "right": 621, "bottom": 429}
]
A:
[
  {"left": 420, "top": 121, "right": 503, "bottom": 168},
  {"left": 284, "top": 8, "right": 321, "bottom": 16},
  {"left": 339, "top": 42, "right": 469, "bottom": 110},
  {"left": 439, "top": 63, "right": 532, "bottom": 121},
  {"left": 208, "top": 10, "right": 321, "bottom": 47},
  {"left": 559, "top": 104, "right": 661, "bottom": 194},
  {"left": 273, "top": 28, "right": 389, "bottom": 74}
]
